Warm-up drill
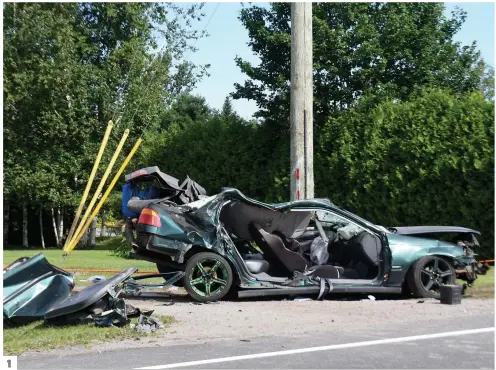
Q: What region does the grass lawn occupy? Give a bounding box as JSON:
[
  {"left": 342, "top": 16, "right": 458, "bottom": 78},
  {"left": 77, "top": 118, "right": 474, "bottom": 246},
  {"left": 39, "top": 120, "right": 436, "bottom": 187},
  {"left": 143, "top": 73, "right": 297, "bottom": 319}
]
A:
[
  {"left": 3, "top": 315, "right": 175, "bottom": 355},
  {"left": 3, "top": 249, "right": 157, "bottom": 272}
]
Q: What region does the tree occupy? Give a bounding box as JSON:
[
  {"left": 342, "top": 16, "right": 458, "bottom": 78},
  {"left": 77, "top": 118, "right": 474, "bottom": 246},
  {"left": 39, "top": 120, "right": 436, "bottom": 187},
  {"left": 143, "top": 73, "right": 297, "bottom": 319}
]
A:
[
  {"left": 139, "top": 94, "right": 285, "bottom": 199},
  {"left": 158, "top": 93, "right": 213, "bottom": 131},
  {"left": 233, "top": 3, "right": 482, "bottom": 130},
  {"left": 476, "top": 61, "right": 495, "bottom": 101},
  {"left": 221, "top": 96, "right": 234, "bottom": 118},
  {"left": 3, "top": 2, "right": 208, "bottom": 247}
]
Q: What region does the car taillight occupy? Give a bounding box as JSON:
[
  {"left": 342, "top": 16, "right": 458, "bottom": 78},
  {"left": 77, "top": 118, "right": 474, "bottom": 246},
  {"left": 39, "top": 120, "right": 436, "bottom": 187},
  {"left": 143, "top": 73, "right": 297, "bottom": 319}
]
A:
[
  {"left": 129, "top": 169, "right": 148, "bottom": 179},
  {"left": 138, "top": 208, "right": 161, "bottom": 227}
]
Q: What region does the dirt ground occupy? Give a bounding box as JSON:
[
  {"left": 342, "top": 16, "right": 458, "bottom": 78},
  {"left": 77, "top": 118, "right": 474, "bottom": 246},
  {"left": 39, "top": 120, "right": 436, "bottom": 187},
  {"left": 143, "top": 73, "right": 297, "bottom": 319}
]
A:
[
  {"left": 128, "top": 295, "right": 495, "bottom": 343},
  {"left": 23, "top": 293, "right": 493, "bottom": 357}
]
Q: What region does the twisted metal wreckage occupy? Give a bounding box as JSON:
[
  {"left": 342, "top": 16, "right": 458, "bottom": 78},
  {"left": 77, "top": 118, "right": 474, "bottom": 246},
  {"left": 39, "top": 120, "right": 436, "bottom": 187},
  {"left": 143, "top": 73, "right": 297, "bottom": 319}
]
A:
[
  {"left": 122, "top": 166, "right": 488, "bottom": 303},
  {"left": 3, "top": 253, "right": 183, "bottom": 328}
]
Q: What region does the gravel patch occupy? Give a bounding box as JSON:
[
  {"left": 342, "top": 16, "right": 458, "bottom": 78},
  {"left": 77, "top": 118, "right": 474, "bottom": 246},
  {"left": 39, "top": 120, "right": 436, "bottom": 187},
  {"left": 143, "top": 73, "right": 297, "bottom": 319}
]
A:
[
  {"left": 129, "top": 296, "right": 494, "bottom": 343},
  {"left": 20, "top": 296, "right": 494, "bottom": 357}
]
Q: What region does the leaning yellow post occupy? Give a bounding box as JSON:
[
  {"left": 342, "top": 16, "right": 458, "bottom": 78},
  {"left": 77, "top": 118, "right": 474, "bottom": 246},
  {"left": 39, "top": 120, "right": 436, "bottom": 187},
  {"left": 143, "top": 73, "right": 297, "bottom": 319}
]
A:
[
  {"left": 63, "top": 121, "right": 114, "bottom": 251},
  {"left": 65, "top": 129, "right": 130, "bottom": 251},
  {"left": 64, "top": 138, "right": 143, "bottom": 254}
]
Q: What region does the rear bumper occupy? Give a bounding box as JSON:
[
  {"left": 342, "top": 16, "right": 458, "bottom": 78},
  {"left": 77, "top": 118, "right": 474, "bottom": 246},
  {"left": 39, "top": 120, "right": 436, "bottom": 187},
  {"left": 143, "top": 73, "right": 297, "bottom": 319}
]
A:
[{"left": 135, "top": 231, "right": 189, "bottom": 263}]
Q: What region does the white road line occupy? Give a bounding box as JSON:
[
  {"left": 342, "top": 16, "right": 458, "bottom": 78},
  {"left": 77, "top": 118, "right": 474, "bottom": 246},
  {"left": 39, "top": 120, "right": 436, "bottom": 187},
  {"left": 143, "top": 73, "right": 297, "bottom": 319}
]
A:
[{"left": 135, "top": 327, "right": 495, "bottom": 369}]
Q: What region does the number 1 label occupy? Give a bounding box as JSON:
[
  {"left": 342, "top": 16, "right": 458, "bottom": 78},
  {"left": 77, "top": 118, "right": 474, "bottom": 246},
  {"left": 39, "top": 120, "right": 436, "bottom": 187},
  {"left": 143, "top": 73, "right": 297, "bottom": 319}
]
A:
[{"left": 4, "top": 356, "right": 17, "bottom": 370}]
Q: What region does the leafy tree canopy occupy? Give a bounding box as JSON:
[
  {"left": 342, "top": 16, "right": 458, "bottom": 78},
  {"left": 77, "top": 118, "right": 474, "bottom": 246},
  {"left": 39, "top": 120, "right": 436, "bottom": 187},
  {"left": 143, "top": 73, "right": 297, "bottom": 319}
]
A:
[
  {"left": 233, "top": 2, "right": 482, "bottom": 130},
  {"left": 3, "top": 2, "right": 208, "bottom": 207}
]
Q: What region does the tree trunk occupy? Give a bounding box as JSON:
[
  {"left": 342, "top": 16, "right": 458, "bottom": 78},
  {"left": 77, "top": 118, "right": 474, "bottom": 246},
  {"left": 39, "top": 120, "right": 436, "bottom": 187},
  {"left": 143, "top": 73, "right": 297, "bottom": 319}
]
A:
[
  {"left": 22, "top": 201, "right": 28, "bottom": 248},
  {"left": 51, "top": 207, "right": 60, "bottom": 247},
  {"left": 100, "top": 210, "right": 107, "bottom": 237},
  {"left": 39, "top": 205, "right": 45, "bottom": 249},
  {"left": 4, "top": 201, "right": 9, "bottom": 247},
  {"left": 88, "top": 217, "right": 97, "bottom": 248},
  {"left": 58, "top": 207, "right": 64, "bottom": 248}
]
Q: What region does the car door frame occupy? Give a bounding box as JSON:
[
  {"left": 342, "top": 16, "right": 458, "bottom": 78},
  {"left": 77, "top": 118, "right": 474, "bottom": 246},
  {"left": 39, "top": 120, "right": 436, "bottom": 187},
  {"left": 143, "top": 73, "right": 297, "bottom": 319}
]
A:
[{"left": 292, "top": 205, "right": 392, "bottom": 285}]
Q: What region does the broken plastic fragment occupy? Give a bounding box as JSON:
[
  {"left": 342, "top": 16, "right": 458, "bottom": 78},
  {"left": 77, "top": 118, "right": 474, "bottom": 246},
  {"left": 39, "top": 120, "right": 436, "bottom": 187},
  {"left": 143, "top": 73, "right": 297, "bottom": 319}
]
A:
[{"left": 88, "top": 275, "right": 107, "bottom": 284}]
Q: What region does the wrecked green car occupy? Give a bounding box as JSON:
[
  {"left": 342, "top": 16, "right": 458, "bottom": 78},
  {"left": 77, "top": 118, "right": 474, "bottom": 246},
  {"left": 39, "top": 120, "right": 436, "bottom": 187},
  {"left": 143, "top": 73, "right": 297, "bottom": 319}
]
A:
[{"left": 124, "top": 167, "right": 479, "bottom": 302}]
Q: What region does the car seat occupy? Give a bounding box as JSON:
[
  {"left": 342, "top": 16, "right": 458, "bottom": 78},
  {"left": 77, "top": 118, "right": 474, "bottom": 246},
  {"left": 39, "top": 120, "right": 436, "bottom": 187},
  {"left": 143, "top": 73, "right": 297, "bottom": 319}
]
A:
[{"left": 248, "top": 222, "right": 308, "bottom": 274}]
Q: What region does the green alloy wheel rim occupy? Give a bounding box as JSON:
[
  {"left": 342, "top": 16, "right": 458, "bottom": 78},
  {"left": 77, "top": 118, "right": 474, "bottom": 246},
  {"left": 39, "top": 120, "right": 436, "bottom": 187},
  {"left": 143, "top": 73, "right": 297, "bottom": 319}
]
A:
[{"left": 188, "top": 258, "right": 229, "bottom": 297}]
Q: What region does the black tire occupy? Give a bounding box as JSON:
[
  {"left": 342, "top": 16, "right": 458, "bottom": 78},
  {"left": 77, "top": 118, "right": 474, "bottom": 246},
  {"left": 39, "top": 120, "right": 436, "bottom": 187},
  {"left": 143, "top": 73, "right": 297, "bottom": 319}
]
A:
[
  {"left": 156, "top": 263, "right": 185, "bottom": 288},
  {"left": 183, "top": 252, "right": 233, "bottom": 303},
  {"left": 407, "top": 255, "right": 456, "bottom": 299}
]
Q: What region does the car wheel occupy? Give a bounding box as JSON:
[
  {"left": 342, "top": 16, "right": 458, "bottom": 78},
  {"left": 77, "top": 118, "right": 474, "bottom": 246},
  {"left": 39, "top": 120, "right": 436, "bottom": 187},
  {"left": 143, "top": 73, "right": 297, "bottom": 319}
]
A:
[
  {"left": 184, "top": 252, "right": 233, "bottom": 303},
  {"left": 156, "top": 263, "right": 184, "bottom": 288},
  {"left": 407, "top": 256, "right": 456, "bottom": 299}
]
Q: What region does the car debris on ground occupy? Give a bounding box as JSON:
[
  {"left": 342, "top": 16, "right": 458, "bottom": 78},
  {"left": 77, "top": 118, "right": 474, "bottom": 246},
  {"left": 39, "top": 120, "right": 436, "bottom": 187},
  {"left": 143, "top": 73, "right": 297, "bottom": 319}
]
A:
[
  {"left": 3, "top": 254, "right": 183, "bottom": 328},
  {"left": 131, "top": 311, "right": 164, "bottom": 333},
  {"left": 3, "top": 254, "right": 74, "bottom": 324}
]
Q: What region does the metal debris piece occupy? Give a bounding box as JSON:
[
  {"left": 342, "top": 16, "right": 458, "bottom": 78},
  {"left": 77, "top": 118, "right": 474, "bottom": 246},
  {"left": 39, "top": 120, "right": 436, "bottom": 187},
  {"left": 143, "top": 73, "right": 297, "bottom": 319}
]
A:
[
  {"left": 93, "top": 300, "right": 129, "bottom": 328},
  {"left": 45, "top": 268, "right": 136, "bottom": 326},
  {"left": 3, "top": 254, "right": 74, "bottom": 325},
  {"left": 131, "top": 312, "right": 164, "bottom": 333},
  {"left": 88, "top": 275, "right": 107, "bottom": 284},
  {"left": 122, "top": 272, "right": 184, "bottom": 296}
]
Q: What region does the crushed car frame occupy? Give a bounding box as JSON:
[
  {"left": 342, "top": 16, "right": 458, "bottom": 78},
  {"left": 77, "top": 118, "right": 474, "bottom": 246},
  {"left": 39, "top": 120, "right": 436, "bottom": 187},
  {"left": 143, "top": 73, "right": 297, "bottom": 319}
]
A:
[{"left": 123, "top": 167, "right": 480, "bottom": 302}]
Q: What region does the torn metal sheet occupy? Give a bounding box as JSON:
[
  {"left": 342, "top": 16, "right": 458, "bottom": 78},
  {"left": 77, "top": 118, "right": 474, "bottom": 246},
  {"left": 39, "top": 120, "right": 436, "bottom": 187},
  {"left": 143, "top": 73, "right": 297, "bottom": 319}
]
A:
[
  {"left": 122, "top": 166, "right": 207, "bottom": 218},
  {"left": 45, "top": 267, "right": 136, "bottom": 325},
  {"left": 44, "top": 268, "right": 181, "bottom": 327},
  {"left": 3, "top": 254, "right": 74, "bottom": 324}
]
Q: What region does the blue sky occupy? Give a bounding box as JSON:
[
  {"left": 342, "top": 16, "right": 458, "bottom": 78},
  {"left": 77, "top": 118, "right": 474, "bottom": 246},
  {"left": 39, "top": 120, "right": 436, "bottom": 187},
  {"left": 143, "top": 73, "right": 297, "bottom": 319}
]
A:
[{"left": 181, "top": 2, "right": 495, "bottom": 119}]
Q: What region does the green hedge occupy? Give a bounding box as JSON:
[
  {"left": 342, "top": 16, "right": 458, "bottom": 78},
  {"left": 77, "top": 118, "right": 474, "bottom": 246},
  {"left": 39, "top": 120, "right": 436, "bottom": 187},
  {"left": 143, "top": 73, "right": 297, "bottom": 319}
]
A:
[{"left": 316, "top": 89, "right": 494, "bottom": 257}]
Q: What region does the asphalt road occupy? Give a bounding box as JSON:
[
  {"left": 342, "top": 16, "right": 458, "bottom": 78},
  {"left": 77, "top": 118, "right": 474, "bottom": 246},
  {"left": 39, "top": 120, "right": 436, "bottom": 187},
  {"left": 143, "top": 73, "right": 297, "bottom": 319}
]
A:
[{"left": 19, "top": 312, "right": 494, "bottom": 369}]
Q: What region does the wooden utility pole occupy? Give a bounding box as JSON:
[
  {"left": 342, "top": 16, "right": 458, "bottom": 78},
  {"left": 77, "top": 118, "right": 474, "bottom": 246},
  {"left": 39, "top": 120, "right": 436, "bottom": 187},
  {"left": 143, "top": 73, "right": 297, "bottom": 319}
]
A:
[
  {"left": 303, "top": 1, "right": 314, "bottom": 199},
  {"left": 290, "top": 2, "right": 313, "bottom": 201}
]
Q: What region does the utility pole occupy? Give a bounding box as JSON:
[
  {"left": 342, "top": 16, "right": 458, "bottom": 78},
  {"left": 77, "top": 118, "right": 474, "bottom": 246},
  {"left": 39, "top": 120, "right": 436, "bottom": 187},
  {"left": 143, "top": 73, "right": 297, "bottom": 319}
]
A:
[{"left": 290, "top": 2, "right": 313, "bottom": 201}]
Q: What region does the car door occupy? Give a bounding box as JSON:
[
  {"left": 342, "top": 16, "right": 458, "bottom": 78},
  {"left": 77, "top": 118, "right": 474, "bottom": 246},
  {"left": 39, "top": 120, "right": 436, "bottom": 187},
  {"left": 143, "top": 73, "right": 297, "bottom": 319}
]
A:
[{"left": 315, "top": 208, "right": 392, "bottom": 283}]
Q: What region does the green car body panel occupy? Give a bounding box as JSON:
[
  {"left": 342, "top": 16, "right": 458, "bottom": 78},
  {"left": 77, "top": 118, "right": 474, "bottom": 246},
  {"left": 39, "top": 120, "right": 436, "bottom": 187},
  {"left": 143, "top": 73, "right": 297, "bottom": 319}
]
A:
[
  {"left": 3, "top": 254, "right": 74, "bottom": 323},
  {"left": 387, "top": 234, "right": 470, "bottom": 286}
]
